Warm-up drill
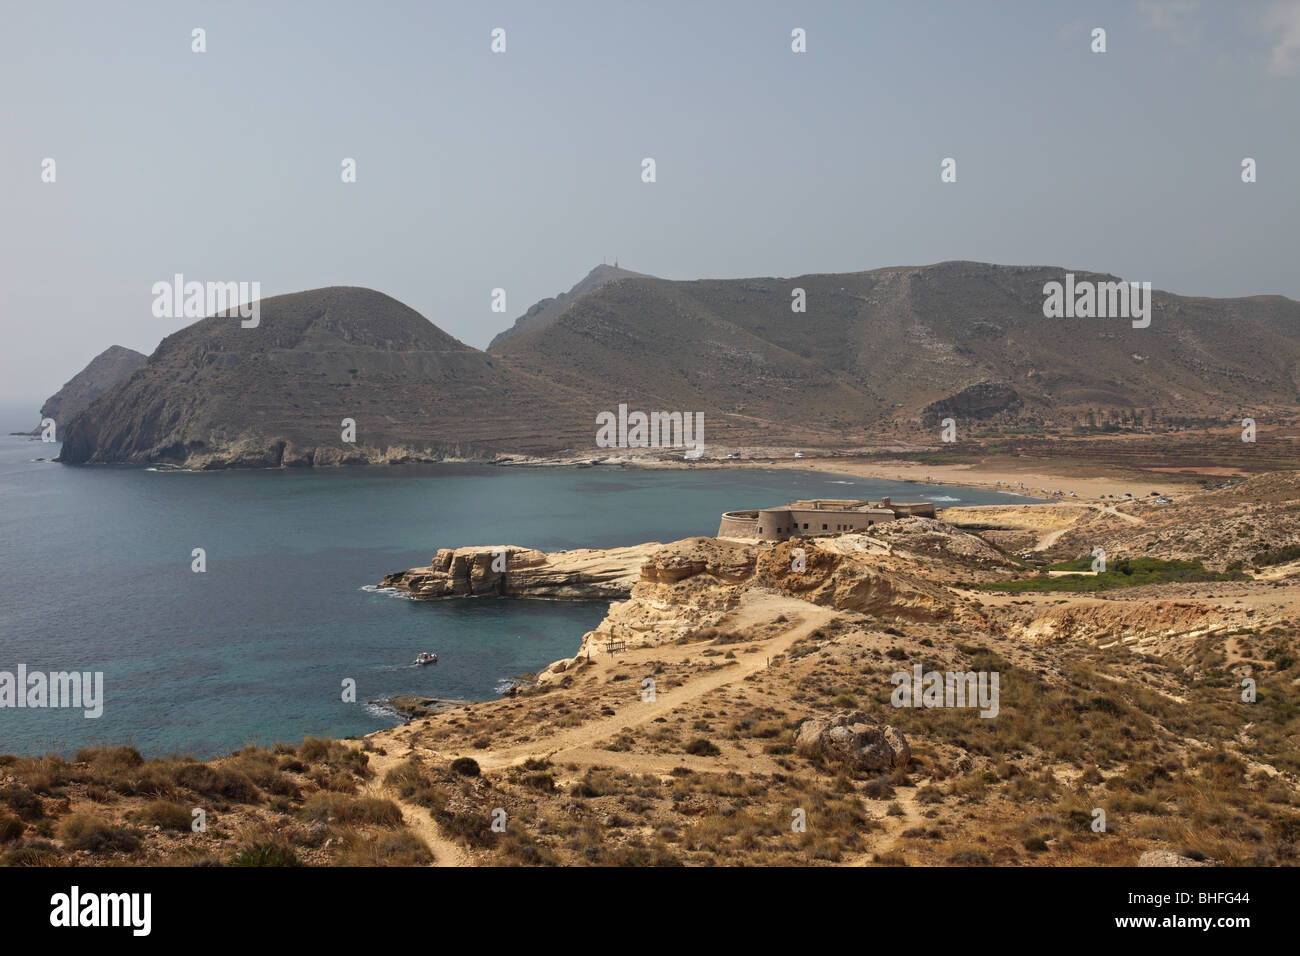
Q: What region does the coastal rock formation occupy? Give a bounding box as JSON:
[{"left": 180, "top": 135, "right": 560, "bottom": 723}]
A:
[
  {"left": 568, "top": 539, "right": 761, "bottom": 657},
  {"left": 636, "top": 536, "right": 759, "bottom": 586},
  {"left": 794, "top": 712, "right": 911, "bottom": 771},
  {"left": 530, "top": 534, "right": 985, "bottom": 681},
  {"left": 33, "top": 345, "right": 146, "bottom": 433},
  {"left": 383, "top": 534, "right": 978, "bottom": 687},
  {"left": 379, "top": 543, "right": 656, "bottom": 601},
  {"left": 385, "top": 695, "right": 469, "bottom": 719}
]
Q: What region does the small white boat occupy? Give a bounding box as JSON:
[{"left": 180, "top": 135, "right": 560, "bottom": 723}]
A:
[{"left": 414, "top": 652, "right": 438, "bottom": 666}]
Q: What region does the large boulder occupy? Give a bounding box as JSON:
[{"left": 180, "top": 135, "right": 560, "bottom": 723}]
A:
[
  {"left": 795, "top": 711, "right": 910, "bottom": 772},
  {"left": 1136, "top": 850, "right": 1218, "bottom": 867}
]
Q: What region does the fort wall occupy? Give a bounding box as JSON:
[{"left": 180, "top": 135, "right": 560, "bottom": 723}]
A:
[{"left": 717, "top": 498, "right": 937, "bottom": 540}]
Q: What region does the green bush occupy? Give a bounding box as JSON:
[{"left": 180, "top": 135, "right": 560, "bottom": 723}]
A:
[
  {"left": 685, "top": 738, "right": 721, "bottom": 757},
  {"left": 450, "top": 757, "right": 480, "bottom": 777},
  {"left": 1255, "top": 544, "right": 1300, "bottom": 567}
]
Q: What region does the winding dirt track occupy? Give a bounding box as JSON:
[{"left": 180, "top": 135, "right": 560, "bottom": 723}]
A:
[
  {"left": 360, "top": 592, "right": 835, "bottom": 866},
  {"left": 361, "top": 749, "right": 474, "bottom": 867}
]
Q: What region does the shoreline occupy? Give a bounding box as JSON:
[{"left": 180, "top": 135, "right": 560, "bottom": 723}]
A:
[
  {"left": 496, "top": 452, "right": 1217, "bottom": 502},
  {"left": 12, "top": 431, "right": 1253, "bottom": 503}
]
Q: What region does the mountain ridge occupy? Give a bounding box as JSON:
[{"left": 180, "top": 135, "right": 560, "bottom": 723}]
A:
[
  {"left": 56, "top": 262, "right": 1300, "bottom": 468},
  {"left": 488, "top": 263, "right": 650, "bottom": 349}
]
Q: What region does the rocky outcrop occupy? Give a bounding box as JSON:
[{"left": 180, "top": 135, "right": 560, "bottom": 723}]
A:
[
  {"left": 384, "top": 534, "right": 969, "bottom": 670},
  {"left": 636, "top": 537, "right": 759, "bottom": 586},
  {"left": 921, "top": 381, "right": 1022, "bottom": 426},
  {"left": 859, "top": 517, "right": 1019, "bottom": 568},
  {"left": 794, "top": 712, "right": 910, "bottom": 772},
  {"left": 379, "top": 543, "right": 656, "bottom": 601},
  {"left": 754, "top": 539, "right": 957, "bottom": 621},
  {"left": 1019, "top": 600, "right": 1238, "bottom": 648},
  {"left": 385, "top": 695, "right": 469, "bottom": 719},
  {"left": 1136, "top": 850, "right": 1219, "bottom": 867},
  {"left": 34, "top": 345, "right": 146, "bottom": 433}
]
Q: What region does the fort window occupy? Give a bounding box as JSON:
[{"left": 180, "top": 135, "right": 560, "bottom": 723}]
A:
[{"left": 822, "top": 524, "right": 828, "bottom": 530}]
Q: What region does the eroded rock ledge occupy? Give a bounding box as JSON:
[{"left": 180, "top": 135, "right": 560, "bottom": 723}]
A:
[
  {"left": 379, "top": 543, "right": 658, "bottom": 601},
  {"left": 378, "top": 535, "right": 969, "bottom": 615}
]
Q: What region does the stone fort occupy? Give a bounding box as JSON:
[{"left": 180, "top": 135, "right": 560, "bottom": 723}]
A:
[{"left": 717, "top": 497, "right": 937, "bottom": 540}]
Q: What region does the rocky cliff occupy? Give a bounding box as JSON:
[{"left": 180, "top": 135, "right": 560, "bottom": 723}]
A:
[
  {"left": 34, "top": 345, "right": 146, "bottom": 432},
  {"left": 379, "top": 543, "right": 656, "bottom": 601}
]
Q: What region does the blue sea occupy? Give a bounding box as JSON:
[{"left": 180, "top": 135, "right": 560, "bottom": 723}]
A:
[{"left": 0, "top": 431, "right": 1033, "bottom": 758}]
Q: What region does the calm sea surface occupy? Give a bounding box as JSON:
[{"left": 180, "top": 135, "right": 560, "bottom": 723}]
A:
[{"left": 0, "top": 434, "right": 1036, "bottom": 758}]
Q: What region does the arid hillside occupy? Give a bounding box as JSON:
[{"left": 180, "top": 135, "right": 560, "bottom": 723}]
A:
[
  {"left": 57, "top": 287, "right": 595, "bottom": 468},
  {"left": 492, "top": 260, "right": 1300, "bottom": 435},
  {"left": 56, "top": 262, "right": 1300, "bottom": 468}
]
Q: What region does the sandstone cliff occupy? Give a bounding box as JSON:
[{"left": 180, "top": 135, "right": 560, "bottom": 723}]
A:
[{"left": 379, "top": 543, "right": 656, "bottom": 601}]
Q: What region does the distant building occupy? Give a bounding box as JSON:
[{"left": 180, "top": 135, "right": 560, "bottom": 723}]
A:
[{"left": 717, "top": 497, "right": 937, "bottom": 540}]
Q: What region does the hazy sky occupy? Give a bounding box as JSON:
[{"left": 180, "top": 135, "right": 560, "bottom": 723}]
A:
[{"left": 2, "top": 0, "right": 1298, "bottom": 409}]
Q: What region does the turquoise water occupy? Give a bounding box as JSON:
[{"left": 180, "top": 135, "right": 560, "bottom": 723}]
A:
[{"left": 0, "top": 434, "right": 1034, "bottom": 758}]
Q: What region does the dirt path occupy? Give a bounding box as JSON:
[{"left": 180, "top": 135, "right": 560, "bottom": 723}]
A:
[
  {"left": 1033, "top": 525, "right": 1071, "bottom": 552},
  {"left": 1029, "top": 501, "right": 1143, "bottom": 552},
  {"left": 361, "top": 748, "right": 474, "bottom": 867},
  {"left": 1098, "top": 504, "right": 1145, "bottom": 525},
  {"left": 358, "top": 591, "right": 837, "bottom": 865},
  {"left": 843, "top": 786, "right": 924, "bottom": 866},
  {"left": 476, "top": 593, "right": 836, "bottom": 771}
]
